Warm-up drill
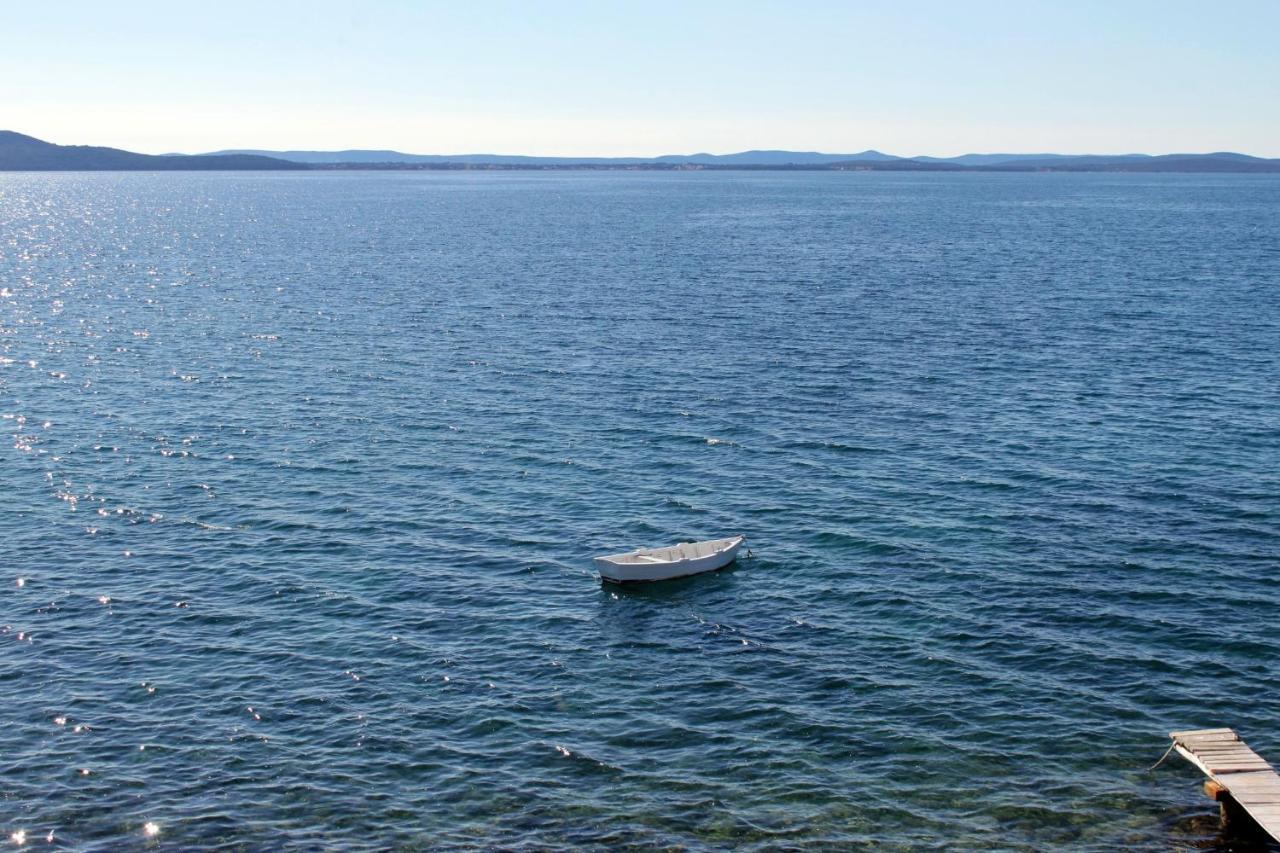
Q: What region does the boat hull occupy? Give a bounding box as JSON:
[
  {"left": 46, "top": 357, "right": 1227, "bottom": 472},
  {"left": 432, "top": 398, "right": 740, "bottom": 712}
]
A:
[{"left": 594, "top": 536, "right": 745, "bottom": 584}]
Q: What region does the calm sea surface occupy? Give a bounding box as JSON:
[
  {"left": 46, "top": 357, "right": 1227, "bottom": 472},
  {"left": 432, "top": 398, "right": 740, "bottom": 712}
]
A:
[{"left": 2, "top": 171, "right": 1278, "bottom": 850}]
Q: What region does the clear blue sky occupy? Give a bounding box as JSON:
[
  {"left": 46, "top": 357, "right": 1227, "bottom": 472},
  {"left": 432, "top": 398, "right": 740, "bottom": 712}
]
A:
[{"left": 3, "top": 0, "right": 1277, "bottom": 156}]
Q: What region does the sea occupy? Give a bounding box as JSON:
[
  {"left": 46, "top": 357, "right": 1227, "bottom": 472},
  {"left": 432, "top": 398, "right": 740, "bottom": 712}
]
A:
[{"left": 1, "top": 170, "right": 1277, "bottom": 850}]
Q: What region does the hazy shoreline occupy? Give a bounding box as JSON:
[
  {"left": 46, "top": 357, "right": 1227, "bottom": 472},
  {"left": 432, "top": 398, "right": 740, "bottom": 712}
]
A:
[{"left": 5, "top": 131, "right": 1280, "bottom": 173}]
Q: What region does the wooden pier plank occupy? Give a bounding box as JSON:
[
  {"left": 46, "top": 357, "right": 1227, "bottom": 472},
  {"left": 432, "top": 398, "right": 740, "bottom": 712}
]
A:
[
  {"left": 1171, "top": 728, "right": 1280, "bottom": 842},
  {"left": 1192, "top": 745, "right": 1252, "bottom": 752},
  {"left": 1218, "top": 772, "right": 1280, "bottom": 788}
]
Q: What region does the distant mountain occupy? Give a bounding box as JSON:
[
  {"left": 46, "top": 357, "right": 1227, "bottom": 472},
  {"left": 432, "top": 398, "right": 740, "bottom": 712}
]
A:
[
  {"left": 0, "top": 131, "right": 307, "bottom": 170},
  {"left": 206, "top": 147, "right": 904, "bottom": 166},
  {"left": 654, "top": 149, "right": 901, "bottom": 165},
  {"left": 7, "top": 132, "right": 1279, "bottom": 172},
  {"left": 201, "top": 145, "right": 1280, "bottom": 171},
  {"left": 825, "top": 158, "right": 964, "bottom": 171},
  {"left": 207, "top": 148, "right": 652, "bottom": 165}
]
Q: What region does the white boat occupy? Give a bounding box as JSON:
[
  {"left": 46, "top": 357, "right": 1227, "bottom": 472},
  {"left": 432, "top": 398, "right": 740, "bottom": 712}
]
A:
[{"left": 594, "top": 535, "right": 747, "bottom": 584}]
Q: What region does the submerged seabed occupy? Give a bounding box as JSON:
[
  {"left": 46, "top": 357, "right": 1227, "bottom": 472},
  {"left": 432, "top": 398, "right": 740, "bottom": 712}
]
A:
[{"left": 1, "top": 171, "right": 1277, "bottom": 850}]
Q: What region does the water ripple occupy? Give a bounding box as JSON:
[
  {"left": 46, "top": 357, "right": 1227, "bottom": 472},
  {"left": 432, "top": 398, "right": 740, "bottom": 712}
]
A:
[{"left": 1, "top": 171, "right": 1277, "bottom": 849}]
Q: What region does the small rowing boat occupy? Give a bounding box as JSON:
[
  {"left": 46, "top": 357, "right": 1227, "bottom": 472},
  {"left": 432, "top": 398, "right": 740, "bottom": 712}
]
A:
[{"left": 594, "top": 535, "right": 746, "bottom": 584}]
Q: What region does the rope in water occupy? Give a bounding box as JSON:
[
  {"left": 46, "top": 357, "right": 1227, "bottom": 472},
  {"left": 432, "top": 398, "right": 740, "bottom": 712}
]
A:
[{"left": 1148, "top": 740, "right": 1178, "bottom": 771}]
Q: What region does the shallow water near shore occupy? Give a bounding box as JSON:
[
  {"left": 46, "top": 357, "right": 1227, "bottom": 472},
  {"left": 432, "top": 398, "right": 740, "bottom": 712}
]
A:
[{"left": 2, "top": 170, "right": 1278, "bottom": 849}]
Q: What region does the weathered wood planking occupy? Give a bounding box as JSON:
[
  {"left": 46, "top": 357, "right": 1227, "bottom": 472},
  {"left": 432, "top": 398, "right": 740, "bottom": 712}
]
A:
[{"left": 1171, "top": 728, "right": 1280, "bottom": 842}]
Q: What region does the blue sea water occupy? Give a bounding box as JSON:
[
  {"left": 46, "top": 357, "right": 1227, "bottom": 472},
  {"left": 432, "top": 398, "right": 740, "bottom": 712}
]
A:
[{"left": 1, "top": 170, "right": 1278, "bottom": 850}]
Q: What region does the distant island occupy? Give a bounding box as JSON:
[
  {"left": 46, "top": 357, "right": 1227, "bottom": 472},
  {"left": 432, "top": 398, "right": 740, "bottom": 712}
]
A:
[
  {"left": 4, "top": 131, "right": 1280, "bottom": 172},
  {"left": 0, "top": 131, "right": 305, "bottom": 171},
  {"left": 205, "top": 147, "right": 1280, "bottom": 173}
]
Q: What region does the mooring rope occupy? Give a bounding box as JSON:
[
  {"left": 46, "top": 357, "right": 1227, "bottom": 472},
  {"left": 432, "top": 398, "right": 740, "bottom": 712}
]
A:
[{"left": 1148, "top": 740, "right": 1178, "bottom": 771}]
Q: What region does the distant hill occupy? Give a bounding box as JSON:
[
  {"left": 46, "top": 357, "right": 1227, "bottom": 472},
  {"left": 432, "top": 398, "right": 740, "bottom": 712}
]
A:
[
  {"left": 7, "top": 132, "right": 1279, "bottom": 172},
  {"left": 208, "top": 148, "right": 654, "bottom": 165},
  {"left": 824, "top": 158, "right": 964, "bottom": 171},
  {"left": 206, "top": 147, "right": 905, "bottom": 166},
  {"left": 202, "top": 144, "right": 1280, "bottom": 171},
  {"left": 654, "top": 149, "right": 901, "bottom": 165},
  {"left": 0, "top": 131, "right": 307, "bottom": 170}
]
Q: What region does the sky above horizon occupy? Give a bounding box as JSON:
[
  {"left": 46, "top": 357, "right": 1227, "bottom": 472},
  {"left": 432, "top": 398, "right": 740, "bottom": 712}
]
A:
[{"left": 3, "top": 0, "right": 1278, "bottom": 157}]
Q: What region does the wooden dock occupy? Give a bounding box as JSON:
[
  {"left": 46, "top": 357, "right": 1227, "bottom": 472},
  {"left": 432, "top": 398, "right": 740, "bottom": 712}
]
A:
[{"left": 1171, "top": 727, "right": 1280, "bottom": 842}]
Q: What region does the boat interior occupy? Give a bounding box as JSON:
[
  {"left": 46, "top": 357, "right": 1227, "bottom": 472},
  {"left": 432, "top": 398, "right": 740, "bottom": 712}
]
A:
[{"left": 603, "top": 537, "right": 741, "bottom": 564}]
